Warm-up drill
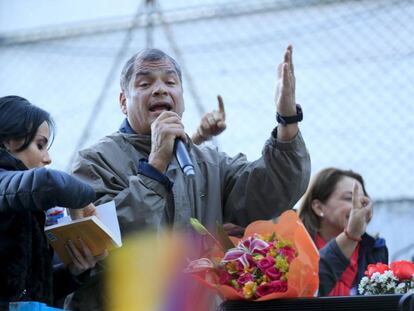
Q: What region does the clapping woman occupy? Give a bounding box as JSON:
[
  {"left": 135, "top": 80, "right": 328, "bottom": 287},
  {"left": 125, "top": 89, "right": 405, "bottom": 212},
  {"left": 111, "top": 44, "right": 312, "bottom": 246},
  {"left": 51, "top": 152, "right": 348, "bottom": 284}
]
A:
[
  {"left": 0, "top": 96, "right": 106, "bottom": 306},
  {"left": 298, "top": 168, "right": 388, "bottom": 296}
]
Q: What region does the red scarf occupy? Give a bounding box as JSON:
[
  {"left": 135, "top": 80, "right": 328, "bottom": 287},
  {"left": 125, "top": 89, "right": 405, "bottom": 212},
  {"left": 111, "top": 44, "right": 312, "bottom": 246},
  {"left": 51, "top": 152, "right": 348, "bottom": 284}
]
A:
[{"left": 315, "top": 234, "right": 359, "bottom": 296}]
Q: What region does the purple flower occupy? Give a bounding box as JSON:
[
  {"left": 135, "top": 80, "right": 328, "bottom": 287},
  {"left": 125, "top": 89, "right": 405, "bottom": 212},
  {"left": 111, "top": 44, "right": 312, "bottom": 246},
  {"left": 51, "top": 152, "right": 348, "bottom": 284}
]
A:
[
  {"left": 241, "top": 236, "right": 270, "bottom": 253},
  {"left": 222, "top": 236, "right": 269, "bottom": 269}
]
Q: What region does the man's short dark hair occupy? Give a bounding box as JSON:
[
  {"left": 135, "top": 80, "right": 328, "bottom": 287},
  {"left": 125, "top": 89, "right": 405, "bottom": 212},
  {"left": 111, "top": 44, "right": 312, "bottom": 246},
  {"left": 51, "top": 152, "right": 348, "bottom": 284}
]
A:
[{"left": 120, "top": 49, "right": 182, "bottom": 94}]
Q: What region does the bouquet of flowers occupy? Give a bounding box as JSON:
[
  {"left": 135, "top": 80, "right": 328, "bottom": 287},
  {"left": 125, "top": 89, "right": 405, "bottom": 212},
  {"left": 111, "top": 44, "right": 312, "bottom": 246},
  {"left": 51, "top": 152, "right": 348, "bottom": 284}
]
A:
[
  {"left": 358, "top": 261, "right": 414, "bottom": 295},
  {"left": 186, "top": 210, "right": 319, "bottom": 301}
]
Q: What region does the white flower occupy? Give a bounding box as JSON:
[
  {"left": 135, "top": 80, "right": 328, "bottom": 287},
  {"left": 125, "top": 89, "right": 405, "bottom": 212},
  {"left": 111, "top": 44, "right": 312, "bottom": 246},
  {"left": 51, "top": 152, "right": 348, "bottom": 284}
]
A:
[
  {"left": 358, "top": 277, "right": 370, "bottom": 295},
  {"left": 358, "top": 268, "right": 414, "bottom": 295},
  {"left": 395, "top": 283, "right": 407, "bottom": 294}
]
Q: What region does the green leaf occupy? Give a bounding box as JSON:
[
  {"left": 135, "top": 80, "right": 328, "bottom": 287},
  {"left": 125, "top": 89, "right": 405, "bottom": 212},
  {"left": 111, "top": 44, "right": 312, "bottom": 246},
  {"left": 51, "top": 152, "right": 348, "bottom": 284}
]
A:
[
  {"left": 189, "top": 218, "right": 209, "bottom": 235},
  {"left": 216, "top": 221, "right": 235, "bottom": 251}
]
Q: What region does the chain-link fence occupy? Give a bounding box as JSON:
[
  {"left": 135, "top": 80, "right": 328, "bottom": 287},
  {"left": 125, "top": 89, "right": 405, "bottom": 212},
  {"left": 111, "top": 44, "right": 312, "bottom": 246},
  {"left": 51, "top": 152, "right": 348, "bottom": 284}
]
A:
[{"left": 1, "top": 0, "right": 413, "bottom": 258}]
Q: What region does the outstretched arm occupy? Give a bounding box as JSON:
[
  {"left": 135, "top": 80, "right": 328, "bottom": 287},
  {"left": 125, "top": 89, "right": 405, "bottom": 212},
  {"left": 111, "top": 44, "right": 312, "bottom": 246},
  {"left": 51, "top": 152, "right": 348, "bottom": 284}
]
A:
[
  {"left": 0, "top": 167, "right": 95, "bottom": 212},
  {"left": 275, "top": 45, "right": 300, "bottom": 141}
]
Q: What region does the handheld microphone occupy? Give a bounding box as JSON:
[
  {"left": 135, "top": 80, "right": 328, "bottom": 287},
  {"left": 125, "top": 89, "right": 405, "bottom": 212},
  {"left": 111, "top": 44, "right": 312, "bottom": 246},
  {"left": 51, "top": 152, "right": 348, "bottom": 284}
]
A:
[{"left": 175, "top": 139, "right": 195, "bottom": 177}]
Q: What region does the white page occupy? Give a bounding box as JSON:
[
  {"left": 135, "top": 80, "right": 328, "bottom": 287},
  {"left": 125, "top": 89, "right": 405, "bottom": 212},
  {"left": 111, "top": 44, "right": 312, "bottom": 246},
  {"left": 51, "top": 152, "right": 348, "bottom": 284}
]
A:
[
  {"left": 57, "top": 216, "right": 71, "bottom": 225},
  {"left": 96, "top": 201, "right": 122, "bottom": 246}
]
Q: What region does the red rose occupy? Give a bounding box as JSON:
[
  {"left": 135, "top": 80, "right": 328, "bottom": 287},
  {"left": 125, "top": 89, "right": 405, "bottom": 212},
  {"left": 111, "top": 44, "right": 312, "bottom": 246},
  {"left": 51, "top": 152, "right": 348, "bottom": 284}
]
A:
[
  {"left": 237, "top": 273, "right": 254, "bottom": 286},
  {"left": 256, "top": 283, "right": 275, "bottom": 297},
  {"left": 365, "top": 263, "right": 390, "bottom": 278},
  {"left": 257, "top": 256, "right": 275, "bottom": 272},
  {"left": 270, "top": 280, "right": 288, "bottom": 292},
  {"left": 219, "top": 270, "right": 232, "bottom": 285},
  {"left": 279, "top": 247, "right": 296, "bottom": 263},
  {"left": 390, "top": 260, "right": 414, "bottom": 281},
  {"left": 265, "top": 266, "right": 282, "bottom": 280}
]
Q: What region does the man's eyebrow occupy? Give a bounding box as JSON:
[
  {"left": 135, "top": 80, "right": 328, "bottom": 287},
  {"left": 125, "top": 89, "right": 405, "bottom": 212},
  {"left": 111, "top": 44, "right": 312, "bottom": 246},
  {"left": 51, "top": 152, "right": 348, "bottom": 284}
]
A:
[
  {"left": 134, "top": 71, "right": 151, "bottom": 79},
  {"left": 165, "top": 69, "right": 178, "bottom": 76}
]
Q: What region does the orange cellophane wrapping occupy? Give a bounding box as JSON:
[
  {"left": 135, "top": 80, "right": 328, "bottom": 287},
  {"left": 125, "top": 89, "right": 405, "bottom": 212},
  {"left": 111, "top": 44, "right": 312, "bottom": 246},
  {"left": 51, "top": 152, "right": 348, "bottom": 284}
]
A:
[{"left": 192, "top": 210, "right": 319, "bottom": 301}]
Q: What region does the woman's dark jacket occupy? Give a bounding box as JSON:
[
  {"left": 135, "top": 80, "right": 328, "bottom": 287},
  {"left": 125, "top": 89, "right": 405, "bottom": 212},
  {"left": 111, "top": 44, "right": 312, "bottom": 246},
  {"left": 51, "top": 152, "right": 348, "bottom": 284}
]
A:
[
  {"left": 0, "top": 149, "right": 95, "bottom": 305},
  {"left": 318, "top": 232, "right": 388, "bottom": 296}
]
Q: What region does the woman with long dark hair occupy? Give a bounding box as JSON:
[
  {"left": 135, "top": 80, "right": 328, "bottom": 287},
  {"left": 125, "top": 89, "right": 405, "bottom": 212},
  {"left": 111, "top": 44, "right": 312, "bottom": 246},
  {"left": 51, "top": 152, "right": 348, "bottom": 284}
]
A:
[
  {"left": 0, "top": 95, "right": 106, "bottom": 306},
  {"left": 298, "top": 167, "right": 388, "bottom": 296}
]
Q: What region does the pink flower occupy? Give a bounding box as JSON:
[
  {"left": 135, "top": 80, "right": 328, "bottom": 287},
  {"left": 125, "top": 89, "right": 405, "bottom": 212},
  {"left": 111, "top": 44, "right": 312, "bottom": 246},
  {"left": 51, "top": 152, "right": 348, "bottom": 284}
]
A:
[
  {"left": 256, "top": 280, "right": 288, "bottom": 297},
  {"left": 279, "top": 247, "right": 296, "bottom": 263},
  {"left": 241, "top": 236, "right": 269, "bottom": 253},
  {"left": 265, "top": 266, "right": 282, "bottom": 280},
  {"left": 237, "top": 273, "right": 254, "bottom": 286},
  {"left": 270, "top": 280, "right": 288, "bottom": 292},
  {"left": 257, "top": 256, "right": 275, "bottom": 272},
  {"left": 219, "top": 270, "right": 233, "bottom": 285},
  {"left": 256, "top": 283, "right": 275, "bottom": 297},
  {"left": 222, "top": 236, "right": 269, "bottom": 269},
  {"left": 255, "top": 243, "right": 274, "bottom": 256},
  {"left": 246, "top": 254, "right": 256, "bottom": 268}
]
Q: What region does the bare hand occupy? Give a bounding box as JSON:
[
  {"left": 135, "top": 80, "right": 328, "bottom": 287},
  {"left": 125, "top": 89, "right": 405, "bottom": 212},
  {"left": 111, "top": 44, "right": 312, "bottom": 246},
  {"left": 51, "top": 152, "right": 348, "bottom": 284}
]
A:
[
  {"left": 192, "top": 95, "right": 226, "bottom": 145},
  {"left": 148, "top": 111, "right": 186, "bottom": 173},
  {"left": 69, "top": 203, "right": 97, "bottom": 220},
  {"left": 275, "top": 45, "right": 299, "bottom": 140},
  {"left": 346, "top": 182, "right": 372, "bottom": 239},
  {"left": 65, "top": 238, "right": 108, "bottom": 276},
  {"left": 275, "top": 45, "right": 296, "bottom": 115}
]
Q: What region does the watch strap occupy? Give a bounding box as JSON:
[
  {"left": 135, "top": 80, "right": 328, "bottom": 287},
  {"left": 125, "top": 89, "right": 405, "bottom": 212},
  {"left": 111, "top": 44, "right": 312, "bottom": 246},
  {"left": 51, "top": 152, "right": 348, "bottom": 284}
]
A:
[{"left": 276, "top": 104, "right": 303, "bottom": 126}]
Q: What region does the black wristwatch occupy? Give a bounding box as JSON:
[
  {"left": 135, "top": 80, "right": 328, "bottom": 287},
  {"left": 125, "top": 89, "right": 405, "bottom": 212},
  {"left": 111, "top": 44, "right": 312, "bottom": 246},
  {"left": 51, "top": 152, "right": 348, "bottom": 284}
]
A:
[{"left": 276, "top": 104, "right": 303, "bottom": 126}]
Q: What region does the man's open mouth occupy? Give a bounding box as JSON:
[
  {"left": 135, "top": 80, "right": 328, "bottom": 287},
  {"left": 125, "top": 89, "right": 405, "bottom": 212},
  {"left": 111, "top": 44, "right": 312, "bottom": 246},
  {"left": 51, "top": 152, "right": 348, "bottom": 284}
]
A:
[{"left": 149, "top": 103, "right": 172, "bottom": 112}]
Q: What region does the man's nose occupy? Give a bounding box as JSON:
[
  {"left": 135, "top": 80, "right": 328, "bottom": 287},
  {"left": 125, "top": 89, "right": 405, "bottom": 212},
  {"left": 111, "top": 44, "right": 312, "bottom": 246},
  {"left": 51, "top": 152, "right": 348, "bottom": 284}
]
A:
[{"left": 152, "top": 82, "right": 168, "bottom": 96}]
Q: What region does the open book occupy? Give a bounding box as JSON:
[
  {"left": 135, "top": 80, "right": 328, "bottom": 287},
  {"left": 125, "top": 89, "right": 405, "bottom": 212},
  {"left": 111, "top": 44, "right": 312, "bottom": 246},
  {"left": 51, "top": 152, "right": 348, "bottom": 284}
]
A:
[{"left": 45, "top": 201, "right": 122, "bottom": 264}]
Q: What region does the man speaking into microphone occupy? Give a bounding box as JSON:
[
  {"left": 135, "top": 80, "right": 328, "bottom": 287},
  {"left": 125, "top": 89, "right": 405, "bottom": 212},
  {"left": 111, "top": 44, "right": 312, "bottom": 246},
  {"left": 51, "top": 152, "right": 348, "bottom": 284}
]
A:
[
  {"left": 72, "top": 47, "right": 310, "bottom": 235},
  {"left": 68, "top": 47, "right": 310, "bottom": 310}
]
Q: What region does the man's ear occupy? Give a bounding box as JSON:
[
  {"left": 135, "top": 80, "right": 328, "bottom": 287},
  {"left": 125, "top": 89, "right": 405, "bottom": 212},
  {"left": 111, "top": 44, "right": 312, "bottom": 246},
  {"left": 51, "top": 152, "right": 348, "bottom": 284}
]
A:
[
  {"left": 311, "top": 199, "right": 324, "bottom": 217},
  {"left": 119, "top": 91, "right": 127, "bottom": 115}
]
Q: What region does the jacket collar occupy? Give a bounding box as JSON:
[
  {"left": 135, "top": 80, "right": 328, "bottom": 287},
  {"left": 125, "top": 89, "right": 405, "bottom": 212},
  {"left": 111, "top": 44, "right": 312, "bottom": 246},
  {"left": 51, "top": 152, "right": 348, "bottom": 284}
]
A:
[
  {"left": 119, "top": 118, "right": 136, "bottom": 134},
  {"left": 360, "top": 232, "right": 386, "bottom": 249},
  {"left": 118, "top": 118, "right": 152, "bottom": 155},
  {"left": 0, "top": 148, "right": 27, "bottom": 171},
  {"left": 117, "top": 118, "right": 193, "bottom": 160}
]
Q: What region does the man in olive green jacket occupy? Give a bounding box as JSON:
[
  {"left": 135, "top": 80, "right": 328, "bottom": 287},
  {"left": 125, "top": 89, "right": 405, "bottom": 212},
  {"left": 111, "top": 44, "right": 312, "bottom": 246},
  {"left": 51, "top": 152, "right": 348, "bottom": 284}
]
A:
[
  {"left": 72, "top": 46, "right": 309, "bottom": 235},
  {"left": 68, "top": 46, "right": 310, "bottom": 310}
]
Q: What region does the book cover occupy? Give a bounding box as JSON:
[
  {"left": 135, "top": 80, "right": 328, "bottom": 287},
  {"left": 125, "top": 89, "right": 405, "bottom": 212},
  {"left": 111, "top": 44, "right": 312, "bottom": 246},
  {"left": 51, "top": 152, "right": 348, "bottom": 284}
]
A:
[{"left": 44, "top": 201, "right": 122, "bottom": 265}]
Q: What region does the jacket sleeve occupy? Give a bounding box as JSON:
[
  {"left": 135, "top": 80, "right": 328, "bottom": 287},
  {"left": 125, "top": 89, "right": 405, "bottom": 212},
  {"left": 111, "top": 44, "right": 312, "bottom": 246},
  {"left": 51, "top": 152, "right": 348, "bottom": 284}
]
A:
[
  {"left": 72, "top": 149, "right": 169, "bottom": 235},
  {"left": 0, "top": 168, "right": 95, "bottom": 212},
  {"left": 318, "top": 239, "right": 350, "bottom": 296},
  {"left": 221, "top": 129, "right": 311, "bottom": 226}
]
